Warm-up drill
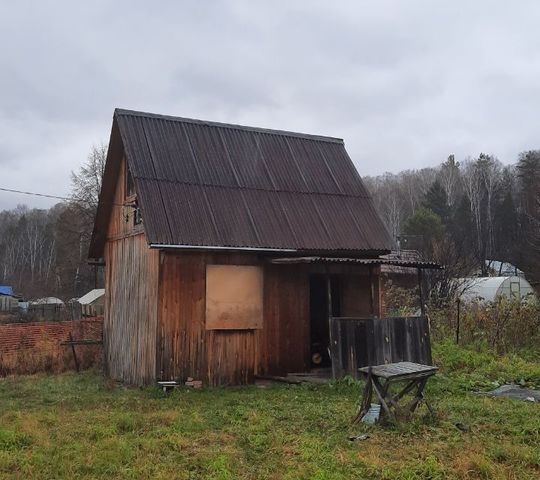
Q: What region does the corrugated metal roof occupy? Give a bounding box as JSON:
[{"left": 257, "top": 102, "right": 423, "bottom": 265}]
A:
[
  {"left": 90, "top": 109, "right": 394, "bottom": 257},
  {"left": 270, "top": 257, "right": 442, "bottom": 269},
  {"left": 381, "top": 249, "right": 425, "bottom": 274}
]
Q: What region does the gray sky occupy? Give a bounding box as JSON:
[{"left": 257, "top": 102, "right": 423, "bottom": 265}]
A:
[{"left": 1, "top": 1, "right": 539, "bottom": 210}]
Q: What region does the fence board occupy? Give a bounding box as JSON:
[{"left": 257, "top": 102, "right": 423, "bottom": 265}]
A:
[{"left": 329, "top": 316, "right": 432, "bottom": 379}]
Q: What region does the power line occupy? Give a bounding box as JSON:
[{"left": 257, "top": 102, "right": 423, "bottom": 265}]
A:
[
  {"left": 0, "top": 186, "right": 71, "bottom": 201},
  {"left": 0, "top": 186, "right": 130, "bottom": 208}
]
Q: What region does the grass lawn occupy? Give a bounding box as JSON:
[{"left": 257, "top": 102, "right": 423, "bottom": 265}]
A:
[{"left": 1, "top": 340, "right": 540, "bottom": 479}]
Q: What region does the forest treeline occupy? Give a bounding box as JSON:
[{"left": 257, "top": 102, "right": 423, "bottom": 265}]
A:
[
  {"left": 364, "top": 151, "right": 540, "bottom": 287},
  {"left": 0, "top": 145, "right": 106, "bottom": 300},
  {"left": 1, "top": 145, "right": 539, "bottom": 301}
]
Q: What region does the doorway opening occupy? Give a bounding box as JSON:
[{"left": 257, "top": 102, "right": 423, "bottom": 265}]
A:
[{"left": 309, "top": 274, "right": 340, "bottom": 369}]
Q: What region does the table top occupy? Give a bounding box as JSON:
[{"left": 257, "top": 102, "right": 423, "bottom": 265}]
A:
[{"left": 358, "top": 361, "right": 438, "bottom": 380}]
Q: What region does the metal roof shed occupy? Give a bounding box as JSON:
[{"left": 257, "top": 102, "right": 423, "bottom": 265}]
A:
[{"left": 89, "top": 108, "right": 412, "bottom": 386}]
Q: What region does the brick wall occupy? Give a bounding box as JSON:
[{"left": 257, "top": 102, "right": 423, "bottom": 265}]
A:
[{"left": 0, "top": 318, "right": 103, "bottom": 376}]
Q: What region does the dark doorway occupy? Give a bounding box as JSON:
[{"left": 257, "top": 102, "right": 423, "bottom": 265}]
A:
[{"left": 309, "top": 275, "right": 340, "bottom": 368}]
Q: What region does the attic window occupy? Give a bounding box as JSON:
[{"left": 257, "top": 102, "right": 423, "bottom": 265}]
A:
[
  {"left": 205, "top": 265, "right": 263, "bottom": 330},
  {"left": 125, "top": 164, "right": 135, "bottom": 198}
]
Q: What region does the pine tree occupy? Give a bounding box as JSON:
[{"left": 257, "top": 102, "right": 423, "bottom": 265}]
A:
[{"left": 423, "top": 181, "right": 450, "bottom": 225}]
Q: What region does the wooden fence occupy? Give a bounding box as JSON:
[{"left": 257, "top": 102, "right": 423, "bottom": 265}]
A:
[{"left": 329, "top": 316, "right": 432, "bottom": 379}]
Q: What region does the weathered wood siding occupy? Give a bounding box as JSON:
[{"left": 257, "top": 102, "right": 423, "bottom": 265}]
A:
[
  {"left": 106, "top": 157, "right": 143, "bottom": 240},
  {"left": 157, "top": 253, "right": 310, "bottom": 385},
  {"left": 258, "top": 264, "right": 310, "bottom": 376},
  {"left": 329, "top": 316, "right": 432, "bottom": 379},
  {"left": 103, "top": 156, "right": 159, "bottom": 385},
  {"left": 104, "top": 234, "right": 159, "bottom": 385},
  {"left": 341, "top": 270, "right": 382, "bottom": 317}
]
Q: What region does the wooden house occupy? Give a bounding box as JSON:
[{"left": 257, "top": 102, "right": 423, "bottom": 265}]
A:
[{"left": 89, "top": 109, "right": 436, "bottom": 386}]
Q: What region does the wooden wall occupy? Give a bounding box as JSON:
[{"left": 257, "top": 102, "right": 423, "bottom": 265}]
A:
[
  {"left": 104, "top": 234, "right": 159, "bottom": 385},
  {"left": 103, "top": 156, "right": 159, "bottom": 385},
  {"left": 341, "top": 269, "right": 382, "bottom": 317},
  {"left": 106, "top": 156, "right": 143, "bottom": 240},
  {"left": 258, "top": 264, "right": 310, "bottom": 376},
  {"left": 157, "top": 253, "right": 310, "bottom": 386}
]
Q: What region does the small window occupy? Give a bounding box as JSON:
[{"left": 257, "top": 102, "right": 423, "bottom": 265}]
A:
[{"left": 206, "top": 265, "right": 263, "bottom": 330}]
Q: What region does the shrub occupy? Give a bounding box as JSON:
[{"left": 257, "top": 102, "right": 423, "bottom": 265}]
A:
[{"left": 429, "top": 296, "right": 540, "bottom": 353}]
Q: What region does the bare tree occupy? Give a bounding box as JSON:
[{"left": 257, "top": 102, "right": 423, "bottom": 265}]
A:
[
  {"left": 477, "top": 154, "right": 501, "bottom": 261},
  {"left": 438, "top": 154, "right": 461, "bottom": 207},
  {"left": 70, "top": 143, "right": 107, "bottom": 213}
]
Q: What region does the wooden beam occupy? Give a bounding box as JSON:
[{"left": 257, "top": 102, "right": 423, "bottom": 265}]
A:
[
  {"left": 327, "top": 274, "right": 333, "bottom": 318},
  {"left": 68, "top": 333, "right": 80, "bottom": 372},
  {"left": 327, "top": 274, "right": 338, "bottom": 379},
  {"left": 418, "top": 268, "right": 426, "bottom": 316},
  {"left": 369, "top": 266, "right": 375, "bottom": 316}
]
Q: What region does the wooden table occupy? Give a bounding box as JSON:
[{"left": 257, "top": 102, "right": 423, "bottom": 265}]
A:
[{"left": 353, "top": 362, "right": 438, "bottom": 424}]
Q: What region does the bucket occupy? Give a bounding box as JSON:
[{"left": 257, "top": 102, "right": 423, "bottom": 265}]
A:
[{"left": 361, "top": 403, "right": 381, "bottom": 424}]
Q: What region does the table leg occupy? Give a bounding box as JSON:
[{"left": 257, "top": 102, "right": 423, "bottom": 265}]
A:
[
  {"left": 406, "top": 378, "right": 428, "bottom": 413},
  {"left": 353, "top": 370, "right": 373, "bottom": 424},
  {"left": 372, "top": 377, "right": 396, "bottom": 423}
]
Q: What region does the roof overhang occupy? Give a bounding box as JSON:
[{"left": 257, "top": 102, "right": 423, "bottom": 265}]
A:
[
  {"left": 149, "top": 243, "right": 297, "bottom": 253},
  {"left": 270, "top": 256, "right": 443, "bottom": 269}
]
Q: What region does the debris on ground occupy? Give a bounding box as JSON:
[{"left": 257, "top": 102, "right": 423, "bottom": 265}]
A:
[
  {"left": 185, "top": 378, "right": 203, "bottom": 389},
  {"left": 348, "top": 434, "right": 370, "bottom": 442},
  {"left": 455, "top": 422, "right": 471, "bottom": 432},
  {"left": 480, "top": 384, "right": 540, "bottom": 402},
  {"left": 157, "top": 381, "right": 180, "bottom": 393}
]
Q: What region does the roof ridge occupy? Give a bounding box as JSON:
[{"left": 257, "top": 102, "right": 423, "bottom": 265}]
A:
[{"left": 114, "top": 108, "right": 344, "bottom": 144}]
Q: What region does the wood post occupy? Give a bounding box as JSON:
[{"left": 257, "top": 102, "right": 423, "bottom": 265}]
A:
[
  {"left": 327, "top": 274, "right": 338, "bottom": 379},
  {"left": 417, "top": 268, "right": 425, "bottom": 316},
  {"left": 68, "top": 332, "right": 80, "bottom": 372},
  {"left": 456, "top": 298, "right": 461, "bottom": 345},
  {"left": 369, "top": 266, "right": 375, "bottom": 316}
]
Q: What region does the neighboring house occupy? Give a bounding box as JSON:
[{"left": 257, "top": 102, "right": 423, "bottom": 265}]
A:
[
  {"left": 0, "top": 286, "right": 18, "bottom": 312},
  {"left": 89, "top": 109, "right": 435, "bottom": 386},
  {"left": 77, "top": 289, "right": 105, "bottom": 317},
  {"left": 380, "top": 250, "right": 423, "bottom": 289}
]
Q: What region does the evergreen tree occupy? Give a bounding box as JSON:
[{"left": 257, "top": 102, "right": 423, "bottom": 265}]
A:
[
  {"left": 493, "top": 191, "right": 518, "bottom": 262},
  {"left": 403, "top": 207, "right": 444, "bottom": 254},
  {"left": 423, "top": 181, "right": 450, "bottom": 225}
]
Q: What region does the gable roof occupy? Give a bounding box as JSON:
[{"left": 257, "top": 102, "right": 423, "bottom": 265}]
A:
[
  {"left": 89, "top": 109, "right": 393, "bottom": 258},
  {"left": 77, "top": 289, "right": 105, "bottom": 305}
]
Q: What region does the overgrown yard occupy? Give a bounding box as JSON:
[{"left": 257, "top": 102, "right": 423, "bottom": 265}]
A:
[{"left": 1, "top": 341, "right": 540, "bottom": 479}]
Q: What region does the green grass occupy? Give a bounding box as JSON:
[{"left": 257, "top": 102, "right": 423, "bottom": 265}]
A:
[{"left": 1, "top": 340, "right": 539, "bottom": 479}]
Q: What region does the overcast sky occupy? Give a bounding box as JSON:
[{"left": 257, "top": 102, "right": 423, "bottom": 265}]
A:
[{"left": 1, "top": 1, "right": 539, "bottom": 210}]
